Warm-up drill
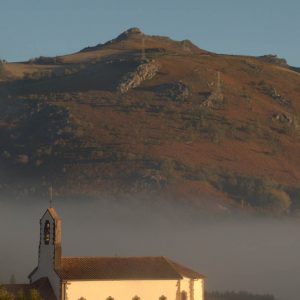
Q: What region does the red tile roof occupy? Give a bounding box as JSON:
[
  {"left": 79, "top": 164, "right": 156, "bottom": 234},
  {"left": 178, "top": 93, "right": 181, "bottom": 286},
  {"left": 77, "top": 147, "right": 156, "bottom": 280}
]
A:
[
  {"left": 2, "top": 278, "right": 56, "bottom": 300},
  {"left": 56, "top": 256, "right": 204, "bottom": 280}
]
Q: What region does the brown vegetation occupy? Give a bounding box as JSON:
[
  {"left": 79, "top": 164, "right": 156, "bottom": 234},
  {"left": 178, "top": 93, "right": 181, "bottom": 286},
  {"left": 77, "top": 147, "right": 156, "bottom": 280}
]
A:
[{"left": 0, "top": 28, "right": 300, "bottom": 214}]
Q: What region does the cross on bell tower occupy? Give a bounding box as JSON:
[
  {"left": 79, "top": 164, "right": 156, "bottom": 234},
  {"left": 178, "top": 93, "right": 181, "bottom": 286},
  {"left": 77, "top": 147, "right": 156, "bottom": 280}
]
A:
[{"left": 49, "top": 184, "right": 53, "bottom": 208}]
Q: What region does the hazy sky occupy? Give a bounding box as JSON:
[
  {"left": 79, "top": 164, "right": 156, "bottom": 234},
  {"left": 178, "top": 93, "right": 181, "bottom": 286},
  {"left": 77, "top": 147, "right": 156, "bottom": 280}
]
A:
[{"left": 0, "top": 0, "right": 299, "bottom": 66}]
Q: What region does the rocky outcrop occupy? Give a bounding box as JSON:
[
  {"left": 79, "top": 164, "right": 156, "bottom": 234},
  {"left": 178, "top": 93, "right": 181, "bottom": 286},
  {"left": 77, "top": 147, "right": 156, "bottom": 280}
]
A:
[
  {"left": 115, "top": 27, "right": 143, "bottom": 41},
  {"left": 118, "top": 59, "right": 160, "bottom": 94},
  {"left": 258, "top": 54, "right": 288, "bottom": 66},
  {"left": 155, "top": 81, "right": 190, "bottom": 102},
  {"left": 272, "top": 112, "right": 292, "bottom": 124},
  {"left": 270, "top": 88, "right": 291, "bottom": 106},
  {"left": 82, "top": 28, "right": 143, "bottom": 51},
  {"left": 201, "top": 91, "right": 224, "bottom": 108},
  {"left": 259, "top": 82, "right": 291, "bottom": 106}
]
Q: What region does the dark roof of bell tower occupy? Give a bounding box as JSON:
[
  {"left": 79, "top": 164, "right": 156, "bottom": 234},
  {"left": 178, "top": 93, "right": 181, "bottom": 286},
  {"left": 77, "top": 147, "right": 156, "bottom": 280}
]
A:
[{"left": 40, "top": 207, "right": 61, "bottom": 221}]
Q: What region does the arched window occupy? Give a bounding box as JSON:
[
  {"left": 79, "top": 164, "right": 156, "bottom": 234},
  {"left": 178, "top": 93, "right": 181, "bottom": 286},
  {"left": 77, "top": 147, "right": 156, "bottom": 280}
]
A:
[
  {"left": 159, "top": 296, "right": 167, "bottom": 300},
  {"left": 44, "top": 220, "right": 50, "bottom": 245},
  {"left": 132, "top": 296, "right": 140, "bottom": 300},
  {"left": 107, "top": 297, "right": 114, "bottom": 300},
  {"left": 181, "top": 291, "right": 187, "bottom": 300}
]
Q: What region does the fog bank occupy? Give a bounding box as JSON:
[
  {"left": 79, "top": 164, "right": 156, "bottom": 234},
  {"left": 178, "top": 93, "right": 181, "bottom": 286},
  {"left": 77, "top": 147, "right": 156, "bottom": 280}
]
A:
[{"left": 0, "top": 197, "right": 299, "bottom": 300}]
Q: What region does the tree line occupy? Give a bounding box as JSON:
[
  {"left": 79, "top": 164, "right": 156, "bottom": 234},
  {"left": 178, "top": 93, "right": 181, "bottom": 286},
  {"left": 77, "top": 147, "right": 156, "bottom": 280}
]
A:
[
  {"left": 0, "top": 286, "right": 44, "bottom": 300},
  {"left": 205, "top": 291, "right": 276, "bottom": 300}
]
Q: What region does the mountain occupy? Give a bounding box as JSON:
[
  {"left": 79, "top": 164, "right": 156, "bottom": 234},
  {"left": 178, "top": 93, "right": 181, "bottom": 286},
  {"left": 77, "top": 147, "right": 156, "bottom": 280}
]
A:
[{"left": 1, "top": 28, "right": 300, "bottom": 214}]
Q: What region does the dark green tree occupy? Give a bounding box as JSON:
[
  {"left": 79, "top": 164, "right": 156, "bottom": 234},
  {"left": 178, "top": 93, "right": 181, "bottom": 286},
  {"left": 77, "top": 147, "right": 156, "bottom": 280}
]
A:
[
  {"left": 29, "top": 289, "right": 43, "bottom": 300},
  {"left": 17, "top": 289, "right": 26, "bottom": 300}
]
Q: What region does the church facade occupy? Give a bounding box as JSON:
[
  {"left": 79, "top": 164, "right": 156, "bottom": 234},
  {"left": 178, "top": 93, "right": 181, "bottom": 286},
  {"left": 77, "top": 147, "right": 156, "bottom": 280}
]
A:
[{"left": 27, "top": 208, "right": 205, "bottom": 300}]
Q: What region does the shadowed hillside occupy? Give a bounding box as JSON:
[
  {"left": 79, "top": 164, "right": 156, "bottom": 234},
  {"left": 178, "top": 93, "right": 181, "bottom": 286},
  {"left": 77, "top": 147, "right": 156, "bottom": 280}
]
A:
[{"left": 1, "top": 28, "right": 300, "bottom": 215}]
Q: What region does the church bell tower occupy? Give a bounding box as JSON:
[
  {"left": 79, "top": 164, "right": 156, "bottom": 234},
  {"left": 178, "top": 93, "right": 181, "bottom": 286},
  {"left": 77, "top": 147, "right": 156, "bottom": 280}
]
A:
[
  {"left": 38, "top": 208, "right": 62, "bottom": 270},
  {"left": 29, "top": 207, "right": 62, "bottom": 296}
]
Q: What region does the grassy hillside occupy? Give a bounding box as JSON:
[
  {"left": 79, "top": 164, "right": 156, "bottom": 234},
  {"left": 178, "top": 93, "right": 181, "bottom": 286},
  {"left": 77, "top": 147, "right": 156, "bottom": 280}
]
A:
[{"left": 1, "top": 28, "right": 300, "bottom": 214}]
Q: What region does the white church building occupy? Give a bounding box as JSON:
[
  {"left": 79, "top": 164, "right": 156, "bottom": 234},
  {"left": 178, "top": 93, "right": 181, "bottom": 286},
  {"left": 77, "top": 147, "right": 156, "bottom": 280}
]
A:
[{"left": 9, "top": 208, "right": 205, "bottom": 300}]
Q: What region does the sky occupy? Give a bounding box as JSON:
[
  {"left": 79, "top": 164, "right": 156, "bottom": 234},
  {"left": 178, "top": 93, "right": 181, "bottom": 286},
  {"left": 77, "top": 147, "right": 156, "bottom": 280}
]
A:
[{"left": 0, "top": 0, "right": 299, "bottom": 66}]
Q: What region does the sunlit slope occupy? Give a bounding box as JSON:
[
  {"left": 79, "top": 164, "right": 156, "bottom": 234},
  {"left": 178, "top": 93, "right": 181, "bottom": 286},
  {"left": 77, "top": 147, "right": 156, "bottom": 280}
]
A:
[{"left": 1, "top": 28, "right": 300, "bottom": 214}]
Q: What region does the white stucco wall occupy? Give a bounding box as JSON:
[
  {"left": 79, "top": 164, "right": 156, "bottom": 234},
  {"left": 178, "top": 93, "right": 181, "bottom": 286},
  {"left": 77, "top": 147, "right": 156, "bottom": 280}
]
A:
[
  {"left": 30, "top": 211, "right": 61, "bottom": 300},
  {"left": 64, "top": 277, "right": 204, "bottom": 300},
  {"left": 180, "top": 277, "right": 204, "bottom": 300}
]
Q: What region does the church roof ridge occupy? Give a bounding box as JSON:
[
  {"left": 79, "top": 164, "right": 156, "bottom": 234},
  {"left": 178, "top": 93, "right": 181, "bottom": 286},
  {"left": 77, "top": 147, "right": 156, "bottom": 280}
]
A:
[
  {"left": 163, "top": 257, "right": 205, "bottom": 279},
  {"left": 61, "top": 255, "right": 166, "bottom": 259},
  {"left": 55, "top": 256, "right": 204, "bottom": 280}
]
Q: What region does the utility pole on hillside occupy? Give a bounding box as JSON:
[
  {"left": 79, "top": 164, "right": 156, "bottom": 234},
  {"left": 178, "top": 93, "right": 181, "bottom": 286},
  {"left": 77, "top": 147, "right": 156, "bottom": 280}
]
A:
[
  {"left": 141, "top": 34, "right": 146, "bottom": 60},
  {"left": 204, "top": 71, "right": 224, "bottom": 108},
  {"left": 216, "top": 71, "right": 221, "bottom": 93}
]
